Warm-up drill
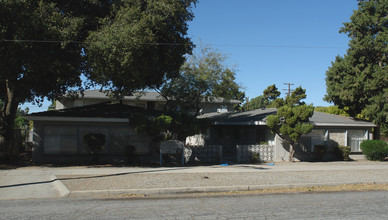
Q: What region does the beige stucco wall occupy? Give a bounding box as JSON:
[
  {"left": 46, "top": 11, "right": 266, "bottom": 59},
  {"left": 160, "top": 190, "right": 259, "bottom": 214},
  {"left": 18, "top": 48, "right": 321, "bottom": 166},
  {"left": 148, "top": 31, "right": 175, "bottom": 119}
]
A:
[{"left": 273, "top": 134, "right": 293, "bottom": 162}]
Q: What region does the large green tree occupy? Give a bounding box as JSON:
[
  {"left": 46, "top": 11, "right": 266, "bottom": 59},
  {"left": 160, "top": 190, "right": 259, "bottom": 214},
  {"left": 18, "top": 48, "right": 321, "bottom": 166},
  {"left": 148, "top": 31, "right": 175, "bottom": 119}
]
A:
[
  {"left": 244, "top": 84, "right": 282, "bottom": 110},
  {"left": 130, "top": 112, "right": 209, "bottom": 143},
  {"left": 266, "top": 86, "right": 314, "bottom": 161},
  {"left": 263, "top": 84, "right": 281, "bottom": 101},
  {"left": 244, "top": 95, "right": 270, "bottom": 110},
  {"left": 85, "top": 0, "right": 197, "bottom": 98},
  {"left": 0, "top": 0, "right": 197, "bottom": 157},
  {"left": 324, "top": 0, "right": 388, "bottom": 135},
  {"left": 0, "top": 0, "right": 88, "bottom": 156},
  {"left": 158, "top": 47, "right": 245, "bottom": 115}
]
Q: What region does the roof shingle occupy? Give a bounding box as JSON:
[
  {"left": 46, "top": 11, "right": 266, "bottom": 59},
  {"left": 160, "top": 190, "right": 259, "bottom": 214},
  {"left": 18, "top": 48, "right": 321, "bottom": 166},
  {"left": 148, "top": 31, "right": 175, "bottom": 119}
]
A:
[{"left": 199, "top": 108, "right": 376, "bottom": 127}]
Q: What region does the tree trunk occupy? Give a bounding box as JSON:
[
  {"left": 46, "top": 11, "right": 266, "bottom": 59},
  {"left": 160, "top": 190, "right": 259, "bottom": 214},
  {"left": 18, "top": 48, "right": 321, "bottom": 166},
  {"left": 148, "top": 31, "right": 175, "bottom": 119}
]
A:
[
  {"left": 194, "top": 95, "right": 201, "bottom": 116},
  {"left": 0, "top": 79, "right": 19, "bottom": 158},
  {"left": 278, "top": 134, "right": 295, "bottom": 162},
  {"left": 289, "top": 143, "right": 295, "bottom": 162}
]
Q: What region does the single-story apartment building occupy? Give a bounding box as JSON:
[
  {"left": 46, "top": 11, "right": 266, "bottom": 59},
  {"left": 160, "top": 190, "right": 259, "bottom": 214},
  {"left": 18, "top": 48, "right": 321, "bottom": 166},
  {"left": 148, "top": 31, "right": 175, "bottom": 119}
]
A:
[
  {"left": 27, "top": 103, "right": 160, "bottom": 164},
  {"left": 198, "top": 108, "right": 376, "bottom": 162},
  {"left": 27, "top": 104, "right": 376, "bottom": 164}
]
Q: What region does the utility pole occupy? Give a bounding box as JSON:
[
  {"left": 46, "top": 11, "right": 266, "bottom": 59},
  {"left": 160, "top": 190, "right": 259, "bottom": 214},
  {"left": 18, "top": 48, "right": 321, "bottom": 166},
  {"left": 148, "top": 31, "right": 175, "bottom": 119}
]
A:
[{"left": 283, "top": 83, "right": 294, "bottom": 97}]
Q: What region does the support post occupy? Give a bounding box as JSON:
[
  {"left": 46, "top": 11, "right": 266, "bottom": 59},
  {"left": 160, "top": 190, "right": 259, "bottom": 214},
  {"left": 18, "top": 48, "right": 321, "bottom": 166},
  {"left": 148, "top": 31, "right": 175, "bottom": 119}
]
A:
[
  {"left": 160, "top": 148, "right": 162, "bottom": 166},
  {"left": 181, "top": 146, "right": 185, "bottom": 166}
]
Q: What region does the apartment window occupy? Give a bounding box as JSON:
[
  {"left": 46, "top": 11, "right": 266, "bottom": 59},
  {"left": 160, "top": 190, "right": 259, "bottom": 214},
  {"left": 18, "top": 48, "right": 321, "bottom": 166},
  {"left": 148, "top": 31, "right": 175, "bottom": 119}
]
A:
[
  {"left": 79, "top": 127, "right": 108, "bottom": 154},
  {"left": 109, "top": 127, "right": 149, "bottom": 154},
  {"left": 43, "top": 126, "right": 78, "bottom": 154},
  {"left": 348, "top": 130, "right": 367, "bottom": 152},
  {"left": 299, "top": 129, "right": 325, "bottom": 152}
]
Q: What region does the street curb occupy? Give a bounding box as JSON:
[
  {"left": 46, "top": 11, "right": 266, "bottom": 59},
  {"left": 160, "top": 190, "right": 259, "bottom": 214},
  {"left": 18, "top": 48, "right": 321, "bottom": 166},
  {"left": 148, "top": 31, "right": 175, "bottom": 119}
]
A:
[
  {"left": 51, "top": 175, "right": 70, "bottom": 198},
  {"left": 67, "top": 180, "right": 388, "bottom": 198}
]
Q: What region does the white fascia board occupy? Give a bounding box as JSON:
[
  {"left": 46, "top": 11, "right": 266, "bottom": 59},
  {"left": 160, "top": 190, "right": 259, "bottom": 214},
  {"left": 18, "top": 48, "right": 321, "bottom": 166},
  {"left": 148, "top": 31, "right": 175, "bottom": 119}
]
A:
[
  {"left": 213, "top": 121, "right": 266, "bottom": 125},
  {"left": 205, "top": 100, "right": 241, "bottom": 104},
  {"left": 82, "top": 97, "right": 166, "bottom": 102},
  {"left": 27, "top": 116, "right": 129, "bottom": 123},
  {"left": 312, "top": 122, "right": 376, "bottom": 127},
  {"left": 211, "top": 121, "right": 375, "bottom": 127}
]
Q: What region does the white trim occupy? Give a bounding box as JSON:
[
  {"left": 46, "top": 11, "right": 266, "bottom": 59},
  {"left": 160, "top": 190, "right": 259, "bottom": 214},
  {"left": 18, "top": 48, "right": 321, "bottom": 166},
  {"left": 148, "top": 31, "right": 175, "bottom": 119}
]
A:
[
  {"left": 27, "top": 116, "right": 129, "bottom": 123},
  {"left": 212, "top": 121, "right": 375, "bottom": 127},
  {"left": 324, "top": 129, "right": 329, "bottom": 142},
  {"left": 312, "top": 122, "right": 376, "bottom": 127},
  {"left": 255, "top": 121, "right": 267, "bottom": 125},
  {"left": 214, "top": 121, "right": 266, "bottom": 125},
  {"left": 63, "top": 94, "right": 240, "bottom": 104},
  {"left": 345, "top": 130, "right": 348, "bottom": 146}
]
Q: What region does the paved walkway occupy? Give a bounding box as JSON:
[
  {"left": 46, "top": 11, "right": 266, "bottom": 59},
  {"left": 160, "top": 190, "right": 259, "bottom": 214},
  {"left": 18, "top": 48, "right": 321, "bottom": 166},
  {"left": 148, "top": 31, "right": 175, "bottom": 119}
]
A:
[{"left": 1, "top": 161, "right": 388, "bottom": 200}]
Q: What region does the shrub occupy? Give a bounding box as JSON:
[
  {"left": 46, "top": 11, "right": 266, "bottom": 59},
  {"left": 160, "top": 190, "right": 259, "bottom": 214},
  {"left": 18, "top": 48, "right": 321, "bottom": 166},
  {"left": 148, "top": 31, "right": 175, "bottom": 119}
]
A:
[
  {"left": 250, "top": 152, "right": 261, "bottom": 164},
  {"left": 84, "top": 133, "right": 106, "bottom": 164},
  {"left": 360, "top": 140, "right": 388, "bottom": 161},
  {"left": 313, "top": 145, "right": 328, "bottom": 162},
  {"left": 335, "top": 145, "right": 351, "bottom": 161}
]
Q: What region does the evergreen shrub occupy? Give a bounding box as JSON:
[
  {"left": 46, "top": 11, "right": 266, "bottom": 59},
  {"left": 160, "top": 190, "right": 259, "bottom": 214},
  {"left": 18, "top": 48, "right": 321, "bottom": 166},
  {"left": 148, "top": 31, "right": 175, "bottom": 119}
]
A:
[
  {"left": 336, "top": 145, "right": 351, "bottom": 161},
  {"left": 84, "top": 133, "right": 106, "bottom": 164},
  {"left": 360, "top": 140, "right": 388, "bottom": 161}
]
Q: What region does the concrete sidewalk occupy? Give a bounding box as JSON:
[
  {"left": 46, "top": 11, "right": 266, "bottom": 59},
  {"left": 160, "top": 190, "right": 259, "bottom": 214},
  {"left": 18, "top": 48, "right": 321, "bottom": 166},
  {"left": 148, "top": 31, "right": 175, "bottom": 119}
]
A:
[{"left": 1, "top": 161, "right": 388, "bottom": 200}]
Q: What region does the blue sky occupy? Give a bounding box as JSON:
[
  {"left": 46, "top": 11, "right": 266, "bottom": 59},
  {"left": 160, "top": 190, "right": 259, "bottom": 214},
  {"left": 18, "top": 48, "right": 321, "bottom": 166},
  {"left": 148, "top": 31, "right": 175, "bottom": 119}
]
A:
[
  {"left": 23, "top": 0, "right": 358, "bottom": 113},
  {"left": 187, "top": 0, "right": 357, "bottom": 105}
]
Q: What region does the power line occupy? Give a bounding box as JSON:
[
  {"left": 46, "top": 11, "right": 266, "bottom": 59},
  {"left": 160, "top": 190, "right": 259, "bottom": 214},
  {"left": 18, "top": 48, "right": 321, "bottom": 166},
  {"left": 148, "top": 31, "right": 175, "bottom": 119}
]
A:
[
  {"left": 205, "top": 44, "right": 343, "bottom": 49},
  {"left": 1, "top": 39, "right": 193, "bottom": 46},
  {"left": 1, "top": 39, "right": 345, "bottom": 49},
  {"left": 1, "top": 39, "right": 84, "bottom": 44}
]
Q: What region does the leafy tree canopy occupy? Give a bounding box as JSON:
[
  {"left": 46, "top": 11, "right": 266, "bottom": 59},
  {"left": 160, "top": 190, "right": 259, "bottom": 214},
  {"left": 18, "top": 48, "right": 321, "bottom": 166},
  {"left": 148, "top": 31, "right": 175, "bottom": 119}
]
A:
[
  {"left": 314, "top": 106, "right": 350, "bottom": 117},
  {"left": 14, "top": 107, "right": 29, "bottom": 130},
  {"left": 324, "top": 0, "right": 388, "bottom": 135},
  {"left": 212, "top": 68, "right": 246, "bottom": 105},
  {"left": 158, "top": 46, "right": 245, "bottom": 115},
  {"left": 244, "top": 95, "right": 270, "bottom": 110},
  {"left": 129, "top": 112, "right": 209, "bottom": 143},
  {"left": 86, "top": 0, "right": 197, "bottom": 98},
  {"left": 266, "top": 86, "right": 314, "bottom": 161},
  {"left": 47, "top": 100, "right": 56, "bottom": 111},
  {"left": 263, "top": 84, "right": 281, "bottom": 101},
  {"left": 243, "top": 84, "right": 281, "bottom": 110}
]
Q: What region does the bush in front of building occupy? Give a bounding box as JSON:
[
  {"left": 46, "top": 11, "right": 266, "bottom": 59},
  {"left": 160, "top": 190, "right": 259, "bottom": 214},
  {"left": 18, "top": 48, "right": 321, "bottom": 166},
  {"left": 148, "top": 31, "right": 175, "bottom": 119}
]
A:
[
  {"left": 360, "top": 140, "right": 388, "bottom": 161},
  {"left": 84, "top": 133, "right": 106, "bottom": 164},
  {"left": 335, "top": 145, "right": 351, "bottom": 161},
  {"left": 313, "top": 145, "right": 328, "bottom": 161},
  {"left": 250, "top": 152, "right": 261, "bottom": 164}
]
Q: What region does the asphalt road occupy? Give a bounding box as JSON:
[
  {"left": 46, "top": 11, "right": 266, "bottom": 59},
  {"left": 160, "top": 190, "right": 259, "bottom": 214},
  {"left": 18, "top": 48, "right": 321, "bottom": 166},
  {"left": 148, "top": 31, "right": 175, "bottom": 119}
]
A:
[{"left": 1, "top": 191, "right": 387, "bottom": 219}]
